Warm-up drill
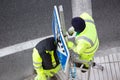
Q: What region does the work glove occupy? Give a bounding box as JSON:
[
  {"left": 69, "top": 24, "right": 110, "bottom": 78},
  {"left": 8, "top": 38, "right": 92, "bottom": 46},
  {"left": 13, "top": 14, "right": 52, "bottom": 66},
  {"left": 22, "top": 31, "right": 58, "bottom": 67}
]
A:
[
  {"left": 45, "top": 70, "right": 54, "bottom": 77},
  {"left": 45, "top": 64, "right": 61, "bottom": 77},
  {"left": 68, "top": 27, "right": 75, "bottom": 36},
  {"left": 34, "top": 74, "right": 47, "bottom": 80}
]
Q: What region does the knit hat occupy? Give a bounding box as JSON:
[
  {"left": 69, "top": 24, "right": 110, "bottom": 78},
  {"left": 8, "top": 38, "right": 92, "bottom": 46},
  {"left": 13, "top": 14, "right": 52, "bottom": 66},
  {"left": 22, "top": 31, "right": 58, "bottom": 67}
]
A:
[{"left": 71, "top": 17, "right": 86, "bottom": 33}]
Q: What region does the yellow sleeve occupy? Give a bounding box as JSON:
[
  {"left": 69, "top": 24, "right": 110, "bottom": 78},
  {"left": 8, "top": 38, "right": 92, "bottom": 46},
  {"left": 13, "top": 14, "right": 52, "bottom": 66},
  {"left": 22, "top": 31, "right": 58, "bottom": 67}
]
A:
[
  {"left": 67, "top": 40, "right": 75, "bottom": 49},
  {"left": 32, "top": 48, "right": 44, "bottom": 75},
  {"left": 73, "top": 39, "right": 88, "bottom": 55}
]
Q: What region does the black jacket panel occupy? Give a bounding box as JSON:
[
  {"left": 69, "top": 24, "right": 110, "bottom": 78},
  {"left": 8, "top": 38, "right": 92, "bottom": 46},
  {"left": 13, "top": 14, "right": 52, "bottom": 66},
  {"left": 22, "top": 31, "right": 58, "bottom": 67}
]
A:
[{"left": 35, "top": 37, "right": 59, "bottom": 69}]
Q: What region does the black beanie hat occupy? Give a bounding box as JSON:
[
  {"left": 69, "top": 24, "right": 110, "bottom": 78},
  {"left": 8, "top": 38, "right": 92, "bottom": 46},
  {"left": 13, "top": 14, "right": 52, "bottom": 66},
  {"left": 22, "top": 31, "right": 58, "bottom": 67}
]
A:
[{"left": 71, "top": 17, "right": 86, "bottom": 33}]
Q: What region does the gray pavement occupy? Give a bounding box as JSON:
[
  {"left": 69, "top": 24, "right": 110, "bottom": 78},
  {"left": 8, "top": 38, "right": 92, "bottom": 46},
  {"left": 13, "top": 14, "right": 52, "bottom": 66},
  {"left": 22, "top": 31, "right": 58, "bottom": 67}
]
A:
[
  {"left": 92, "top": 0, "right": 120, "bottom": 51},
  {"left": 0, "top": 49, "right": 33, "bottom": 80},
  {"left": 0, "top": 0, "right": 72, "bottom": 80},
  {"left": 0, "top": 0, "right": 120, "bottom": 80},
  {"left": 0, "top": 0, "right": 72, "bottom": 48}
]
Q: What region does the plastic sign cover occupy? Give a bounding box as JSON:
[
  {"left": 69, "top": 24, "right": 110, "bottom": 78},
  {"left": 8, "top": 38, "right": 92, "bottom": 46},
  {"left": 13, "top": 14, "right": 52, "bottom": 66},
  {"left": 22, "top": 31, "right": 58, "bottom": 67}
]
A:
[{"left": 52, "top": 6, "right": 70, "bottom": 72}]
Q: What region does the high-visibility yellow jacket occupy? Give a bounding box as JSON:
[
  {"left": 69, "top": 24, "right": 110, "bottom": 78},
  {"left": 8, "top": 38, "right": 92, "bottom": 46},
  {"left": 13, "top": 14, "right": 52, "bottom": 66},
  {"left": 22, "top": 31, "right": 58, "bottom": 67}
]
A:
[
  {"left": 32, "top": 37, "right": 60, "bottom": 77},
  {"left": 68, "top": 12, "right": 99, "bottom": 64}
]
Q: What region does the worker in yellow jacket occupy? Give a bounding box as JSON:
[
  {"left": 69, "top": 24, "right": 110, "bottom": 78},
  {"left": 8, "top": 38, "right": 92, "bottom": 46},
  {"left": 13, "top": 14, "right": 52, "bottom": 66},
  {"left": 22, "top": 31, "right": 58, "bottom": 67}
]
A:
[
  {"left": 67, "top": 12, "right": 99, "bottom": 72},
  {"left": 32, "top": 37, "right": 60, "bottom": 80}
]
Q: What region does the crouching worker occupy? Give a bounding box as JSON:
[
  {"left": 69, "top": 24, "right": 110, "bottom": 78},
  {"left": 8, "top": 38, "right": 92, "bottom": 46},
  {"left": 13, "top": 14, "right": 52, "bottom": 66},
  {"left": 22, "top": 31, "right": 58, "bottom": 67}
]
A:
[
  {"left": 32, "top": 37, "right": 60, "bottom": 80},
  {"left": 67, "top": 12, "right": 99, "bottom": 72}
]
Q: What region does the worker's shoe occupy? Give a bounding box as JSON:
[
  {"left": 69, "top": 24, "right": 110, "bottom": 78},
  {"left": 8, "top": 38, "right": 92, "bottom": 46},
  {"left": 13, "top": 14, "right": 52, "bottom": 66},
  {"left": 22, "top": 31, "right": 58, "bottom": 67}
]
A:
[
  {"left": 81, "top": 65, "right": 89, "bottom": 73},
  {"left": 74, "top": 62, "right": 89, "bottom": 73}
]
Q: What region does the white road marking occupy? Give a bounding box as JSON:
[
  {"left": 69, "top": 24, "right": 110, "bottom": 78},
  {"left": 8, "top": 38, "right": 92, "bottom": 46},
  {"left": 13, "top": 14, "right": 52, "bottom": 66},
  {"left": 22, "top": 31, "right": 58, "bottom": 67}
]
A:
[{"left": 0, "top": 35, "right": 53, "bottom": 57}]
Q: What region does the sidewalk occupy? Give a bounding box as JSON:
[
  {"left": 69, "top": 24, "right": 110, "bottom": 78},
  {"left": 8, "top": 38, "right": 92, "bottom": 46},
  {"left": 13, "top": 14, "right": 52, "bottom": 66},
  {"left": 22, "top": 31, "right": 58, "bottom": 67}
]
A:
[{"left": 77, "top": 53, "right": 120, "bottom": 80}]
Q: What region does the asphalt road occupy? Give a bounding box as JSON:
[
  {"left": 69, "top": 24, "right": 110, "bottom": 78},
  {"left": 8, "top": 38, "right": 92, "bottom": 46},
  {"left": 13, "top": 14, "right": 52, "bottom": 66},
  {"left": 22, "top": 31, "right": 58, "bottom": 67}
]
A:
[
  {"left": 0, "top": 0, "right": 120, "bottom": 80},
  {"left": 0, "top": 0, "right": 72, "bottom": 48},
  {"left": 0, "top": 0, "right": 120, "bottom": 50},
  {"left": 0, "top": 0, "right": 72, "bottom": 80},
  {"left": 92, "top": 0, "right": 120, "bottom": 49}
]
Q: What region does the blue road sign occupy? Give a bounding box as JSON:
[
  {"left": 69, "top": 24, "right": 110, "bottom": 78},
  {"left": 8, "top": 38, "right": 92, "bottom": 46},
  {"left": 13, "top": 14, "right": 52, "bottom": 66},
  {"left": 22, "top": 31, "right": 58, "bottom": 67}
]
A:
[{"left": 52, "top": 5, "right": 70, "bottom": 72}]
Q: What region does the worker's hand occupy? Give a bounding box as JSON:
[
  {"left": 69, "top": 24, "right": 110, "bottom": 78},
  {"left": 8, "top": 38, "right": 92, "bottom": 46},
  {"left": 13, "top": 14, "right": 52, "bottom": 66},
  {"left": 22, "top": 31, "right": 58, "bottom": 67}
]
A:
[
  {"left": 67, "top": 41, "right": 74, "bottom": 49},
  {"left": 34, "top": 74, "right": 47, "bottom": 80},
  {"left": 45, "top": 64, "right": 61, "bottom": 77},
  {"left": 45, "top": 71, "right": 54, "bottom": 77},
  {"left": 50, "top": 64, "right": 61, "bottom": 74},
  {"left": 68, "top": 27, "right": 75, "bottom": 36}
]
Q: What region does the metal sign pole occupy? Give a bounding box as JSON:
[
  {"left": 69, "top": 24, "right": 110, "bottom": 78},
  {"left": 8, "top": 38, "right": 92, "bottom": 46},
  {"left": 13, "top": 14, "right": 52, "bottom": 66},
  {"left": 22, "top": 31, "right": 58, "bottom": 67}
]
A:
[{"left": 58, "top": 5, "right": 69, "bottom": 80}]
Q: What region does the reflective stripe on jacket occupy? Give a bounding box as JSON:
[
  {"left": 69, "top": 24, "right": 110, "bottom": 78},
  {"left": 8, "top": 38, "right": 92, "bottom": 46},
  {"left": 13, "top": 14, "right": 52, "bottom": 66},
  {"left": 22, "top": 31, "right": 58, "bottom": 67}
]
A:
[
  {"left": 73, "top": 12, "right": 99, "bottom": 61},
  {"left": 32, "top": 48, "right": 44, "bottom": 75}
]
